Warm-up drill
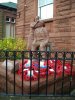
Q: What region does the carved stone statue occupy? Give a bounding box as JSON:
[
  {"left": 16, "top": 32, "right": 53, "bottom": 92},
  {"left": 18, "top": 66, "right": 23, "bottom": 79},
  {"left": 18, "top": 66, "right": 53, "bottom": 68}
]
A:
[{"left": 27, "top": 16, "right": 49, "bottom": 58}]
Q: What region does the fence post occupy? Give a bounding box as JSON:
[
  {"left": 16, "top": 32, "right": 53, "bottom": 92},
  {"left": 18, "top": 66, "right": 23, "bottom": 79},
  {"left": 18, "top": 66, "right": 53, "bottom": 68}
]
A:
[
  {"left": 5, "top": 51, "right": 8, "bottom": 94},
  {"left": 30, "top": 50, "right": 32, "bottom": 99}
]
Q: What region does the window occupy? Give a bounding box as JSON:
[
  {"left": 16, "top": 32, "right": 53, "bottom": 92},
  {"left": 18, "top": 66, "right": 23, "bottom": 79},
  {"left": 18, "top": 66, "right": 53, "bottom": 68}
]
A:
[
  {"left": 5, "top": 16, "right": 15, "bottom": 38},
  {"left": 11, "top": 17, "right": 15, "bottom": 23},
  {"left": 6, "top": 16, "right": 11, "bottom": 22},
  {"left": 6, "top": 23, "right": 11, "bottom": 38},
  {"left": 38, "top": 0, "right": 53, "bottom": 20}
]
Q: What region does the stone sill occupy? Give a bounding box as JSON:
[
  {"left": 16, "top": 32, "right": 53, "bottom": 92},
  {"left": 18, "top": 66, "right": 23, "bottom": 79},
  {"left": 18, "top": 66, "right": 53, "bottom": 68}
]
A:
[{"left": 41, "top": 18, "right": 53, "bottom": 23}]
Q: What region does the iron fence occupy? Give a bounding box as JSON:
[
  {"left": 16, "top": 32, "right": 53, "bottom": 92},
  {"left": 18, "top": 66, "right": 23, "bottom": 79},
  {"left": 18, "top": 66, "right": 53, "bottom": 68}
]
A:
[{"left": 0, "top": 50, "right": 75, "bottom": 98}]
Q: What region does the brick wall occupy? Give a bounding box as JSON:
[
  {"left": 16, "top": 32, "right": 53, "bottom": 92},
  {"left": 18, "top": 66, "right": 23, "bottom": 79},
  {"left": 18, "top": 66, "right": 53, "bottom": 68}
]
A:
[
  {"left": 53, "top": 0, "right": 75, "bottom": 51},
  {"left": 16, "top": 0, "right": 37, "bottom": 39}
]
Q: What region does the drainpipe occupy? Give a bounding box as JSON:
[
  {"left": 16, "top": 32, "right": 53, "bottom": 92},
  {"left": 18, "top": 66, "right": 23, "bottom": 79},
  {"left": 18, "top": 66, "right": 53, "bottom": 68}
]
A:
[
  {"left": 2, "top": 11, "right": 4, "bottom": 39},
  {"left": 23, "top": 0, "right": 26, "bottom": 39}
]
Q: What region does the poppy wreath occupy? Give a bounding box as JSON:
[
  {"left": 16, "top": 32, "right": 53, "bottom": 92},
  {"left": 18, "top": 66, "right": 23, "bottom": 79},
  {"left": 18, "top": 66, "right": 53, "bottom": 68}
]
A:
[{"left": 17, "top": 59, "right": 74, "bottom": 81}]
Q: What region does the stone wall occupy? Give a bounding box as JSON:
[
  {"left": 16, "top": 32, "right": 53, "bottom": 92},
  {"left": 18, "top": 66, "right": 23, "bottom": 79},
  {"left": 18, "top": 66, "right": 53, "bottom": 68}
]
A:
[
  {"left": 53, "top": 0, "right": 75, "bottom": 51},
  {"left": 0, "top": 8, "right": 16, "bottom": 39}
]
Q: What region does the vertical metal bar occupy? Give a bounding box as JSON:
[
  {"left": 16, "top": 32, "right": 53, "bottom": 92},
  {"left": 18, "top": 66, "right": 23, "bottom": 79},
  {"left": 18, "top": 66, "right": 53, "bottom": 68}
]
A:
[
  {"left": 30, "top": 50, "right": 32, "bottom": 99},
  {"left": 38, "top": 51, "right": 40, "bottom": 95},
  {"left": 22, "top": 51, "right": 24, "bottom": 95},
  {"left": 13, "top": 51, "right": 16, "bottom": 95},
  {"left": 61, "top": 52, "right": 66, "bottom": 95},
  {"left": 5, "top": 51, "right": 8, "bottom": 94},
  {"left": 69, "top": 52, "right": 73, "bottom": 95},
  {"left": 53, "top": 52, "right": 57, "bottom": 95},
  {"left": 46, "top": 51, "right": 49, "bottom": 95}
]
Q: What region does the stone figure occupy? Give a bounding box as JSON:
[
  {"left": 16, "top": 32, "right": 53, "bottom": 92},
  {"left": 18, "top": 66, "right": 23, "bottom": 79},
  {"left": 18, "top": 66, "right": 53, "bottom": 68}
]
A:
[{"left": 27, "top": 16, "right": 49, "bottom": 58}]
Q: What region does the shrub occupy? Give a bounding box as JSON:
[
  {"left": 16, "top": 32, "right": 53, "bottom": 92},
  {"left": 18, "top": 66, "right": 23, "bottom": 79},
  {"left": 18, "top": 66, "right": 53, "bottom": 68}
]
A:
[
  {"left": 0, "top": 38, "right": 27, "bottom": 59},
  {"left": 0, "top": 38, "right": 27, "bottom": 51}
]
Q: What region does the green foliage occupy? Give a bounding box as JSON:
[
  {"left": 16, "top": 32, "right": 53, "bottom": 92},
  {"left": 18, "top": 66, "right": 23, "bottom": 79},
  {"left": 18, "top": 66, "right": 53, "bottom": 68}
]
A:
[
  {"left": 0, "top": 38, "right": 27, "bottom": 60},
  {"left": 0, "top": 38, "right": 27, "bottom": 51}
]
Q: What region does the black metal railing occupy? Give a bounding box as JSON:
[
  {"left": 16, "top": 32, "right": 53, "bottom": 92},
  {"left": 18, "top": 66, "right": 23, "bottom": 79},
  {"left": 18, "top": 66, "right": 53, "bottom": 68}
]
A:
[{"left": 0, "top": 50, "right": 75, "bottom": 98}]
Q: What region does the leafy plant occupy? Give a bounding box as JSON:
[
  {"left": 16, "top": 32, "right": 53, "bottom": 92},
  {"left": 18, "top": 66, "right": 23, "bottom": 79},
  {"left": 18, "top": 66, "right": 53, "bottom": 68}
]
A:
[
  {"left": 0, "top": 38, "right": 27, "bottom": 51},
  {"left": 0, "top": 38, "right": 27, "bottom": 59}
]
